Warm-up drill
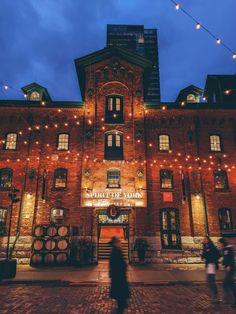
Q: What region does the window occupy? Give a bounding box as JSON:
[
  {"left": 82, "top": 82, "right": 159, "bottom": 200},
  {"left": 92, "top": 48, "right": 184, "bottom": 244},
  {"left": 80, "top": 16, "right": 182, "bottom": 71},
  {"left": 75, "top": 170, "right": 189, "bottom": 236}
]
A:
[
  {"left": 107, "top": 169, "right": 120, "bottom": 188},
  {"left": 5, "top": 133, "right": 17, "bottom": 150},
  {"left": 51, "top": 208, "right": 65, "bottom": 224},
  {"left": 214, "top": 170, "right": 229, "bottom": 190},
  {"left": 187, "top": 94, "right": 196, "bottom": 103},
  {"left": 159, "top": 134, "right": 170, "bottom": 151},
  {"left": 105, "top": 95, "right": 123, "bottom": 123},
  {"left": 105, "top": 132, "right": 123, "bottom": 160},
  {"left": 57, "top": 133, "right": 69, "bottom": 150},
  {"left": 210, "top": 135, "right": 222, "bottom": 152},
  {"left": 30, "top": 91, "right": 40, "bottom": 101},
  {"left": 160, "top": 170, "right": 174, "bottom": 189},
  {"left": 53, "top": 168, "right": 67, "bottom": 189},
  {"left": 0, "top": 208, "right": 7, "bottom": 235},
  {"left": 219, "top": 208, "right": 233, "bottom": 231},
  {"left": 160, "top": 208, "right": 181, "bottom": 249},
  {"left": 0, "top": 168, "right": 12, "bottom": 189}
]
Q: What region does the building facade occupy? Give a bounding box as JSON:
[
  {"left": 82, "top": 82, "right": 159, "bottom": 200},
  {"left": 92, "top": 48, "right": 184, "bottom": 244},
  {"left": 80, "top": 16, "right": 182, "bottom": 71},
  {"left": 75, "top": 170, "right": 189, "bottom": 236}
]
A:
[{"left": 1, "top": 41, "right": 236, "bottom": 265}]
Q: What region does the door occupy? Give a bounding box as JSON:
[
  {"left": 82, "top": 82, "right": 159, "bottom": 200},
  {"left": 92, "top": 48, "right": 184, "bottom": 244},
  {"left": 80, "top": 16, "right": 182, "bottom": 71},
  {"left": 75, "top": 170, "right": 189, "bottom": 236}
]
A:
[{"left": 160, "top": 208, "right": 181, "bottom": 249}]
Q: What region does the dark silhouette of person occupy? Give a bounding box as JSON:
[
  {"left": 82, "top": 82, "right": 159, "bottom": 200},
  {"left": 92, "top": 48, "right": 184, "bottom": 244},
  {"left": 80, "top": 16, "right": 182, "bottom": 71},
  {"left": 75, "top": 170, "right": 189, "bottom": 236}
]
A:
[
  {"left": 109, "top": 236, "right": 130, "bottom": 314},
  {"left": 218, "top": 238, "right": 236, "bottom": 308},
  {"left": 201, "top": 236, "right": 220, "bottom": 303}
]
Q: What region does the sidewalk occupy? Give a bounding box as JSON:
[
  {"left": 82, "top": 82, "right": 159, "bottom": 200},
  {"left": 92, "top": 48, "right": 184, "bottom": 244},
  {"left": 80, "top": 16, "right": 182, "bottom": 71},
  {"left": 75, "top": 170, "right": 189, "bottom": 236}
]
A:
[{"left": 1, "top": 262, "right": 231, "bottom": 285}]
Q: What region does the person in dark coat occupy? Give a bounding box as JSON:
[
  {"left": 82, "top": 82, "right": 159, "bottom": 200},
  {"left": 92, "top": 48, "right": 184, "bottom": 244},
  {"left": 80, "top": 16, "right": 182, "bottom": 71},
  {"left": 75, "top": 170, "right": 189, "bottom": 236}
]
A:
[
  {"left": 218, "top": 238, "right": 236, "bottom": 308},
  {"left": 109, "top": 236, "right": 130, "bottom": 314},
  {"left": 201, "top": 236, "right": 220, "bottom": 303}
]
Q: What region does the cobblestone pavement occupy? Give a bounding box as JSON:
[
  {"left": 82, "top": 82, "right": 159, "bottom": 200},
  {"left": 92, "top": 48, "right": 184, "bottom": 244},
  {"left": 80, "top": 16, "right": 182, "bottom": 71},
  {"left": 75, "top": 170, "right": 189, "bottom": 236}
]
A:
[{"left": 0, "top": 284, "right": 235, "bottom": 314}]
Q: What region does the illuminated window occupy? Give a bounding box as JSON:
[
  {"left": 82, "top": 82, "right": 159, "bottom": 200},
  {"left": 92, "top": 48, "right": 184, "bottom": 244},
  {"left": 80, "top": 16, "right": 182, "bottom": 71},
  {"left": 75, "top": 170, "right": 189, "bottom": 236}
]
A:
[
  {"left": 159, "top": 134, "right": 170, "bottom": 151},
  {"left": 51, "top": 208, "right": 65, "bottom": 224},
  {"left": 0, "top": 208, "right": 7, "bottom": 235},
  {"left": 107, "top": 169, "right": 120, "bottom": 188},
  {"left": 5, "top": 133, "right": 17, "bottom": 150},
  {"left": 0, "top": 168, "right": 12, "bottom": 189},
  {"left": 53, "top": 168, "right": 67, "bottom": 189},
  {"left": 105, "top": 95, "right": 123, "bottom": 123},
  {"left": 214, "top": 170, "right": 228, "bottom": 190},
  {"left": 105, "top": 132, "right": 123, "bottom": 160},
  {"left": 187, "top": 94, "right": 196, "bottom": 103},
  {"left": 210, "top": 135, "right": 222, "bottom": 152},
  {"left": 161, "top": 208, "right": 181, "bottom": 249},
  {"left": 57, "top": 133, "right": 69, "bottom": 150},
  {"left": 30, "top": 91, "right": 40, "bottom": 101},
  {"left": 219, "top": 208, "right": 233, "bottom": 231},
  {"left": 160, "top": 170, "right": 174, "bottom": 189}
]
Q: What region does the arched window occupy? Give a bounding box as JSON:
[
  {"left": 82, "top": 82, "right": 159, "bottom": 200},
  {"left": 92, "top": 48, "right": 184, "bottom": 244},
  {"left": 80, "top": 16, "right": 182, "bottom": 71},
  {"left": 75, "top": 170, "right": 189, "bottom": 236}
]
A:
[
  {"left": 57, "top": 133, "right": 69, "bottom": 150},
  {"left": 210, "top": 135, "right": 222, "bottom": 152},
  {"left": 5, "top": 133, "right": 17, "bottom": 150},
  {"left": 30, "top": 91, "right": 40, "bottom": 101},
  {"left": 0, "top": 168, "right": 12, "bottom": 189},
  {"left": 158, "top": 134, "right": 170, "bottom": 151},
  {"left": 0, "top": 208, "right": 7, "bottom": 235},
  {"left": 53, "top": 168, "right": 67, "bottom": 189},
  {"left": 187, "top": 94, "right": 196, "bottom": 103},
  {"left": 160, "top": 208, "right": 181, "bottom": 249},
  {"left": 105, "top": 132, "right": 123, "bottom": 160},
  {"left": 107, "top": 169, "right": 120, "bottom": 188},
  {"left": 105, "top": 95, "right": 123, "bottom": 123},
  {"left": 219, "top": 208, "right": 233, "bottom": 231}
]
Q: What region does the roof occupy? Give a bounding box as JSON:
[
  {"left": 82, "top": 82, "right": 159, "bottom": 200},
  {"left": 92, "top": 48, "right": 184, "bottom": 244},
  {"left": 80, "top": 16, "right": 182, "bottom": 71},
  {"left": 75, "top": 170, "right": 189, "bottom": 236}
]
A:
[
  {"left": 176, "top": 85, "right": 203, "bottom": 102},
  {"left": 21, "top": 82, "right": 52, "bottom": 101},
  {"left": 74, "top": 46, "right": 153, "bottom": 100},
  {"left": 204, "top": 74, "right": 236, "bottom": 94},
  {"left": 0, "top": 100, "right": 83, "bottom": 108}
]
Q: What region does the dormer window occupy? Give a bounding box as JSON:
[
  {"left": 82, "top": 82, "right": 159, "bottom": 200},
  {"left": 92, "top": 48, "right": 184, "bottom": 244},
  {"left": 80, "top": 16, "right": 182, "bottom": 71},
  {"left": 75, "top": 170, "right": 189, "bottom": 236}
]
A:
[
  {"left": 187, "top": 94, "right": 196, "bottom": 103},
  {"left": 105, "top": 95, "right": 123, "bottom": 123},
  {"left": 30, "top": 91, "right": 40, "bottom": 101}
]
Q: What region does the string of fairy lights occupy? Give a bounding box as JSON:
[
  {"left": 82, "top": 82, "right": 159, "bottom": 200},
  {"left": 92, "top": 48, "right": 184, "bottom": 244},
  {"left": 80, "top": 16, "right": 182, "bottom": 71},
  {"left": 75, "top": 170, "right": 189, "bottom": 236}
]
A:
[{"left": 170, "top": 0, "right": 236, "bottom": 60}]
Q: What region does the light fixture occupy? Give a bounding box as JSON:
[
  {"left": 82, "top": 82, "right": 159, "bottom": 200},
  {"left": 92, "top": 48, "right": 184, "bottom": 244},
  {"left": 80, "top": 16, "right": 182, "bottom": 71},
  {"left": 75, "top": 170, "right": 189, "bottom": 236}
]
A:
[
  {"left": 216, "top": 38, "right": 221, "bottom": 44},
  {"left": 196, "top": 23, "right": 201, "bottom": 30},
  {"left": 175, "top": 3, "right": 180, "bottom": 10}
]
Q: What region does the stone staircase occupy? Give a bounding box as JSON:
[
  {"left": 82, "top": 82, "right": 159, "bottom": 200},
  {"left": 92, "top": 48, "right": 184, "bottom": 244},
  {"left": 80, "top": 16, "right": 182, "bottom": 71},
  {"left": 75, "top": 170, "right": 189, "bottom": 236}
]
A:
[{"left": 98, "top": 240, "right": 129, "bottom": 261}]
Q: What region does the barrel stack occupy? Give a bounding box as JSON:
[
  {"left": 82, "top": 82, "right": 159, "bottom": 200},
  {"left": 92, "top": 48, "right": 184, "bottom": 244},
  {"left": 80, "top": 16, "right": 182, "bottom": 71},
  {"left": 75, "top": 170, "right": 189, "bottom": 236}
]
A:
[{"left": 30, "top": 224, "right": 70, "bottom": 267}]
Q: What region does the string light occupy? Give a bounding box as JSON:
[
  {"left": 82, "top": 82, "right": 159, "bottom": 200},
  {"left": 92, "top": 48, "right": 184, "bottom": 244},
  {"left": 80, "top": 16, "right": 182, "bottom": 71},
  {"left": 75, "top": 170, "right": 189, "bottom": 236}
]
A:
[{"left": 196, "top": 23, "right": 201, "bottom": 30}]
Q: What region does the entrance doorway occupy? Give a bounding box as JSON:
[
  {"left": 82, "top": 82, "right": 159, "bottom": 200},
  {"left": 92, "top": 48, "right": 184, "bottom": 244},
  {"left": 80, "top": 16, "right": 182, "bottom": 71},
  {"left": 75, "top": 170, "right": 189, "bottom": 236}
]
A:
[{"left": 97, "top": 209, "right": 130, "bottom": 261}]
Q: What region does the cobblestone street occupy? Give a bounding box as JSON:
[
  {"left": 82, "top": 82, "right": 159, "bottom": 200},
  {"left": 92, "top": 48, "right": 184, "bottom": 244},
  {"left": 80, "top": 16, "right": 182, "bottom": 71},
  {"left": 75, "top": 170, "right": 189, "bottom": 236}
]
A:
[{"left": 0, "top": 284, "right": 236, "bottom": 314}]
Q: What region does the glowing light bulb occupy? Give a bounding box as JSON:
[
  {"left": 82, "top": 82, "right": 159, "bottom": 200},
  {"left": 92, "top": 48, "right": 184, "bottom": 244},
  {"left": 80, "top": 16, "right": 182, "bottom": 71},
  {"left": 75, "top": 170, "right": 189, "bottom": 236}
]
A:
[
  {"left": 196, "top": 23, "right": 201, "bottom": 30},
  {"left": 233, "top": 53, "right": 236, "bottom": 59},
  {"left": 216, "top": 38, "right": 221, "bottom": 44},
  {"left": 4, "top": 85, "right": 9, "bottom": 90},
  {"left": 175, "top": 3, "right": 180, "bottom": 10}
]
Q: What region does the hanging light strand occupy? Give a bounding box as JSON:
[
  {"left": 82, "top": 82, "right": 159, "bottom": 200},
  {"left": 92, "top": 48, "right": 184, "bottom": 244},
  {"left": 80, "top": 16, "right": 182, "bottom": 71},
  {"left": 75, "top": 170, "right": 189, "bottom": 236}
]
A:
[{"left": 170, "top": 1, "right": 236, "bottom": 59}]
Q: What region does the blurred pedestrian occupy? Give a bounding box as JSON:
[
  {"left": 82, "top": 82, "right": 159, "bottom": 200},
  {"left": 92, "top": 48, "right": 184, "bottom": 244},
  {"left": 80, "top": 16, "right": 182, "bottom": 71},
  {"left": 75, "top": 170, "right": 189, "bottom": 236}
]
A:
[
  {"left": 109, "top": 236, "right": 130, "bottom": 314},
  {"left": 218, "top": 238, "right": 236, "bottom": 308},
  {"left": 202, "top": 236, "right": 220, "bottom": 303}
]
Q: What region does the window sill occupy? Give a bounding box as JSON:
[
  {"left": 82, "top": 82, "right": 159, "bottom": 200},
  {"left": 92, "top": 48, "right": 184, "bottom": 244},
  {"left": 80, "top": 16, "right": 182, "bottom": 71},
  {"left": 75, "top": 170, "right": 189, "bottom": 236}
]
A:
[
  {"left": 161, "top": 248, "right": 183, "bottom": 252},
  {"left": 106, "top": 186, "right": 121, "bottom": 189},
  {"left": 214, "top": 189, "right": 230, "bottom": 192},
  {"left": 51, "top": 188, "right": 67, "bottom": 191},
  {"left": 160, "top": 189, "right": 174, "bottom": 192}
]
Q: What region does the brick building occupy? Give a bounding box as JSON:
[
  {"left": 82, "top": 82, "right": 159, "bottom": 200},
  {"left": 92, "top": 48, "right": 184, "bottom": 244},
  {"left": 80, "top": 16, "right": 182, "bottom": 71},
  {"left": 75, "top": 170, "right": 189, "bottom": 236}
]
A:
[{"left": 1, "top": 40, "right": 236, "bottom": 264}]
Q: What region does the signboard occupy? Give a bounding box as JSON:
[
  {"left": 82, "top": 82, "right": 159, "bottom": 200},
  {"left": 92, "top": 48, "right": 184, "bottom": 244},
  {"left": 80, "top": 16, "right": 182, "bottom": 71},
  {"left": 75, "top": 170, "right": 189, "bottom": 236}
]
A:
[
  {"left": 85, "top": 190, "right": 143, "bottom": 199},
  {"left": 163, "top": 192, "right": 173, "bottom": 202}
]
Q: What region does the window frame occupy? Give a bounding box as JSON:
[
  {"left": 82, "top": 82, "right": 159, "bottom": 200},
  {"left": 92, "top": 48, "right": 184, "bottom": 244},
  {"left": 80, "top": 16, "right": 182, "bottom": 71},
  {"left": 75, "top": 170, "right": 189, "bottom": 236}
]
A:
[
  {"left": 0, "top": 207, "right": 7, "bottom": 236},
  {"left": 218, "top": 208, "right": 233, "bottom": 232},
  {"left": 57, "top": 133, "right": 70, "bottom": 151},
  {"left": 50, "top": 207, "right": 65, "bottom": 224},
  {"left": 107, "top": 169, "right": 121, "bottom": 188},
  {"left": 210, "top": 134, "right": 222, "bottom": 152},
  {"left": 30, "top": 91, "right": 40, "bottom": 101},
  {"left": 160, "top": 208, "right": 181, "bottom": 250},
  {"left": 0, "top": 168, "right": 13, "bottom": 190},
  {"left": 105, "top": 132, "right": 124, "bottom": 160},
  {"left": 53, "top": 168, "right": 68, "bottom": 190},
  {"left": 158, "top": 134, "right": 170, "bottom": 152},
  {"left": 213, "top": 170, "right": 229, "bottom": 191},
  {"left": 5, "top": 132, "right": 18, "bottom": 150},
  {"left": 105, "top": 95, "right": 124, "bottom": 124},
  {"left": 160, "top": 169, "right": 174, "bottom": 190}
]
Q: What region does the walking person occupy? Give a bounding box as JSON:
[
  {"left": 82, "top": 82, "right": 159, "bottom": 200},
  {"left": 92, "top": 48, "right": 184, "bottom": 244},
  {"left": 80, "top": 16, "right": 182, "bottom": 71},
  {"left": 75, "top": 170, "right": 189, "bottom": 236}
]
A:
[
  {"left": 109, "top": 236, "right": 130, "bottom": 314},
  {"left": 201, "top": 236, "right": 220, "bottom": 303},
  {"left": 218, "top": 238, "right": 236, "bottom": 308}
]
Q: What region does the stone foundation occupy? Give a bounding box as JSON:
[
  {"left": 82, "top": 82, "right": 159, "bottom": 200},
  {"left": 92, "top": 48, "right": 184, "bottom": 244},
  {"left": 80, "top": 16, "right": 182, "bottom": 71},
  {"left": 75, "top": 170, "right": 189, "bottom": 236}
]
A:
[{"left": 0, "top": 236, "right": 32, "bottom": 264}]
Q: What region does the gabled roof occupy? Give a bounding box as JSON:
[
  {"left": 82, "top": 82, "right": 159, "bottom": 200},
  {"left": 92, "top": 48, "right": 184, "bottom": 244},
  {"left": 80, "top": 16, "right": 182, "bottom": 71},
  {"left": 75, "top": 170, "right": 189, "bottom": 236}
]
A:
[
  {"left": 21, "top": 82, "right": 52, "bottom": 101},
  {"left": 74, "top": 46, "right": 153, "bottom": 100},
  {"left": 176, "top": 85, "right": 203, "bottom": 102}
]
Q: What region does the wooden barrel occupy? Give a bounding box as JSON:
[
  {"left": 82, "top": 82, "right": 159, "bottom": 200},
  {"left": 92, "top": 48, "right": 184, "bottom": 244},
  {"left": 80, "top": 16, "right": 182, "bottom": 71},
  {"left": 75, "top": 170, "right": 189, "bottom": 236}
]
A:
[
  {"left": 44, "top": 253, "right": 55, "bottom": 264},
  {"left": 47, "top": 225, "right": 57, "bottom": 237},
  {"left": 57, "top": 239, "right": 69, "bottom": 251},
  {"left": 45, "top": 239, "right": 56, "bottom": 251},
  {"left": 32, "top": 239, "right": 44, "bottom": 251},
  {"left": 31, "top": 253, "right": 43, "bottom": 265},
  {"left": 56, "top": 252, "right": 68, "bottom": 263},
  {"left": 57, "top": 225, "right": 69, "bottom": 237},
  {"left": 33, "top": 225, "right": 45, "bottom": 237}
]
